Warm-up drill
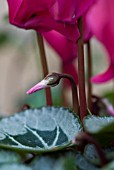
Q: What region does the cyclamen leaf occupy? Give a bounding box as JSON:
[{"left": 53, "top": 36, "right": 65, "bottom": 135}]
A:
[
  {"left": 84, "top": 116, "right": 114, "bottom": 145},
  {"left": 84, "top": 116, "right": 114, "bottom": 133},
  {"left": 84, "top": 145, "right": 99, "bottom": 165},
  {"left": 0, "top": 107, "right": 82, "bottom": 153},
  {"left": 32, "top": 156, "right": 56, "bottom": 170},
  {"left": 31, "top": 151, "right": 100, "bottom": 170},
  {"left": 102, "top": 161, "right": 114, "bottom": 170},
  {"left": 84, "top": 145, "right": 114, "bottom": 166},
  {"left": 75, "top": 153, "right": 100, "bottom": 170},
  {"left": 0, "top": 164, "right": 32, "bottom": 170},
  {"left": 31, "top": 152, "right": 76, "bottom": 170},
  {"left": 0, "top": 150, "right": 21, "bottom": 164}
]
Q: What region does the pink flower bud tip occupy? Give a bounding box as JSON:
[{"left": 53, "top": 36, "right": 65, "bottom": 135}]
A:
[{"left": 26, "top": 80, "right": 48, "bottom": 95}]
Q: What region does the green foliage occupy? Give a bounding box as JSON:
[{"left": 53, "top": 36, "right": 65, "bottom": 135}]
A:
[
  {"left": 0, "top": 32, "right": 10, "bottom": 46},
  {"left": 84, "top": 145, "right": 100, "bottom": 165},
  {"left": 0, "top": 149, "right": 31, "bottom": 170},
  {"left": 0, "top": 107, "right": 81, "bottom": 153},
  {"left": 0, "top": 103, "right": 113, "bottom": 169},
  {"left": 102, "top": 161, "right": 114, "bottom": 170},
  {"left": 31, "top": 151, "right": 99, "bottom": 170},
  {"left": 75, "top": 153, "right": 100, "bottom": 170},
  {"left": 31, "top": 152, "right": 76, "bottom": 170},
  {"left": 0, "top": 164, "right": 32, "bottom": 170},
  {"left": 84, "top": 115, "right": 114, "bottom": 145},
  {"left": 0, "top": 149, "right": 21, "bottom": 164}
]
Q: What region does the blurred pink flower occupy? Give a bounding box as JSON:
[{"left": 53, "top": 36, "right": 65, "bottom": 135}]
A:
[
  {"left": 85, "top": 0, "right": 114, "bottom": 83},
  {"left": 50, "top": 0, "right": 96, "bottom": 22},
  {"left": 7, "top": 0, "right": 80, "bottom": 42},
  {"left": 83, "top": 14, "right": 93, "bottom": 42},
  {"left": 43, "top": 31, "right": 78, "bottom": 85}
]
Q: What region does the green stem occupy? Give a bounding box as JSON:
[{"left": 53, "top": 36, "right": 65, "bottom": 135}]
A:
[
  {"left": 37, "top": 33, "right": 52, "bottom": 106},
  {"left": 78, "top": 17, "right": 87, "bottom": 121},
  {"left": 87, "top": 41, "right": 92, "bottom": 111}
]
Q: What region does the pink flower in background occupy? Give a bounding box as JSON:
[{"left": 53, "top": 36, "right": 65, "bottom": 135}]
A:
[
  {"left": 85, "top": 0, "right": 114, "bottom": 83},
  {"left": 83, "top": 14, "right": 93, "bottom": 42},
  {"left": 7, "top": 0, "right": 80, "bottom": 42},
  {"left": 43, "top": 31, "right": 78, "bottom": 85},
  {"left": 50, "top": 0, "right": 96, "bottom": 23}
]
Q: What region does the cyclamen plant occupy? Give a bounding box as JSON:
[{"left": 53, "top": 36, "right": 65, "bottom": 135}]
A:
[{"left": 0, "top": 0, "right": 114, "bottom": 170}]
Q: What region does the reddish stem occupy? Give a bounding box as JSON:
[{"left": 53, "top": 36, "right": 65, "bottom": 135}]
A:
[
  {"left": 76, "top": 132, "right": 108, "bottom": 167},
  {"left": 61, "top": 64, "right": 70, "bottom": 107},
  {"left": 78, "top": 17, "right": 87, "bottom": 121},
  {"left": 113, "top": 79, "right": 114, "bottom": 107},
  {"left": 37, "top": 33, "right": 52, "bottom": 106},
  {"left": 87, "top": 41, "right": 92, "bottom": 111},
  {"left": 59, "top": 73, "right": 79, "bottom": 114}
]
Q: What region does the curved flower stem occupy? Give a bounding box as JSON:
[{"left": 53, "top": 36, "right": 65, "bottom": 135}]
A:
[
  {"left": 61, "top": 64, "right": 69, "bottom": 107},
  {"left": 113, "top": 79, "right": 114, "bottom": 107},
  {"left": 59, "top": 73, "right": 79, "bottom": 114},
  {"left": 75, "top": 132, "right": 108, "bottom": 167},
  {"left": 78, "top": 17, "right": 87, "bottom": 121},
  {"left": 27, "top": 72, "right": 79, "bottom": 114},
  {"left": 37, "top": 33, "right": 52, "bottom": 106},
  {"left": 86, "top": 40, "right": 92, "bottom": 111}
]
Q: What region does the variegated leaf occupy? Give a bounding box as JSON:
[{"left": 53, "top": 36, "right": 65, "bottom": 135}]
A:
[{"left": 0, "top": 107, "right": 81, "bottom": 153}]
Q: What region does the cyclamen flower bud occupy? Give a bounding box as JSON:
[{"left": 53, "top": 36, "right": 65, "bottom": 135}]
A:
[{"left": 27, "top": 73, "right": 60, "bottom": 94}]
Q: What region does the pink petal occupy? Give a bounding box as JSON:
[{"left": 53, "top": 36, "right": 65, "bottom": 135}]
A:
[
  {"left": 43, "top": 30, "right": 78, "bottom": 62},
  {"left": 7, "top": 0, "right": 80, "bottom": 42},
  {"left": 50, "top": 0, "right": 96, "bottom": 22},
  {"left": 85, "top": 0, "right": 114, "bottom": 82},
  {"left": 86, "top": 0, "right": 114, "bottom": 60},
  {"left": 83, "top": 14, "right": 93, "bottom": 42},
  {"left": 24, "top": 13, "right": 79, "bottom": 42},
  {"left": 50, "top": 0, "right": 77, "bottom": 22},
  {"left": 91, "top": 64, "right": 114, "bottom": 83},
  {"left": 74, "top": 0, "right": 96, "bottom": 20},
  {"left": 7, "top": 0, "right": 23, "bottom": 21}
]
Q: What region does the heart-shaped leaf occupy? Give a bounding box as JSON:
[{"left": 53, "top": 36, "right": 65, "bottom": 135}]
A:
[
  {"left": 102, "top": 161, "right": 114, "bottom": 170},
  {"left": 84, "top": 116, "right": 114, "bottom": 145},
  {"left": 0, "top": 164, "right": 32, "bottom": 170},
  {"left": 84, "top": 145, "right": 100, "bottom": 165},
  {"left": 84, "top": 145, "right": 114, "bottom": 166},
  {"left": 0, "top": 150, "right": 21, "bottom": 164},
  {"left": 31, "top": 152, "right": 76, "bottom": 170},
  {"left": 75, "top": 153, "right": 100, "bottom": 170},
  {"left": 0, "top": 107, "right": 82, "bottom": 153},
  {"left": 0, "top": 150, "right": 32, "bottom": 170},
  {"left": 31, "top": 151, "right": 100, "bottom": 170}
]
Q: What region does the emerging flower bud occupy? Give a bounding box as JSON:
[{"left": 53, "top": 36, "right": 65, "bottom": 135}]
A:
[{"left": 27, "top": 73, "right": 61, "bottom": 94}]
